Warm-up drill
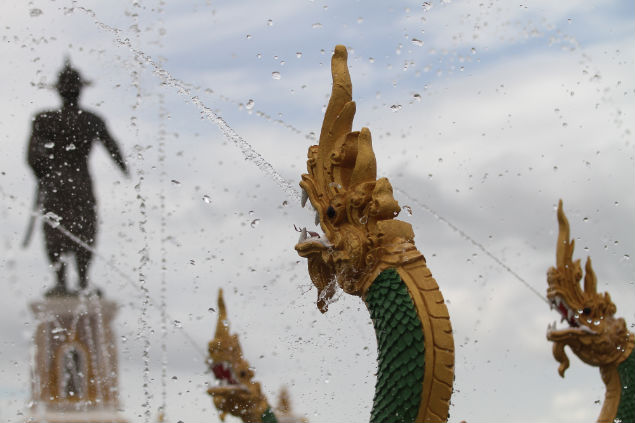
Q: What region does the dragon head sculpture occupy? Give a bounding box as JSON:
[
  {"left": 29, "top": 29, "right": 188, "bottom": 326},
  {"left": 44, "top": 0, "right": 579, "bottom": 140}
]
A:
[
  {"left": 295, "top": 45, "right": 415, "bottom": 312},
  {"left": 207, "top": 289, "right": 269, "bottom": 422},
  {"left": 546, "top": 200, "right": 634, "bottom": 377}
]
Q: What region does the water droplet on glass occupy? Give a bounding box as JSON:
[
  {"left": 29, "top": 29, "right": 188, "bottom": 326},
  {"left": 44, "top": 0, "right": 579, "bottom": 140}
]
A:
[
  {"left": 357, "top": 17, "right": 364, "bottom": 24},
  {"left": 390, "top": 104, "right": 403, "bottom": 112},
  {"left": 202, "top": 195, "right": 212, "bottom": 204},
  {"left": 30, "top": 8, "right": 43, "bottom": 17},
  {"left": 369, "top": 57, "right": 375, "bottom": 63},
  {"left": 44, "top": 211, "right": 62, "bottom": 228},
  {"left": 271, "top": 72, "right": 281, "bottom": 80},
  {"left": 250, "top": 219, "right": 261, "bottom": 228},
  {"left": 246, "top": 34, "right": 252, "bottom": 39},
  {"left": 208, "top": 307, "right": 215, "bottom": 313},
  {"left": 471, "top": 47, "right": 477, "bottom": 55},
  {"left": 65, "top": 143, "right": 76, "bottom": 151},
  {"left": 246, "top": 99, "right": 255, "bottom": 110},
  {"left": 281, "top": 200, "right": 288, "bottom": 207},
  {"left": 583, "top": 217, "right": 589, "bottom": 222},
  {"left": 413, "top": 93, "right": 421, "bottom": 102},
  {"left": 296, "top": 52, "right": 302, "bottom": 58},
  {"left": 266, "top": 19, "right": 274, "bottom": 26},
  {"left": 359, "top": 215, "right": 368, "bottom": 224},
  {"left": 312, "top": 23, "right": 323, "bottom": 29},
  {"left": 44, "top": 142, "right": 54, "bottom": 149},
  {"left": 222, "top": 319, "right": 229, "bottom": 327},
  {"left": 411, "top": 38, "right": 424, "bottom": 47},
  {"left": 403, "top": 205, "right": 413, "bottom": 216},
  {"left": 623, "top": 254, "right": 630, "bottom": 261},
  {"left": 121, "top": 335, "right": 128, "bottom": 343},
  {"left": 171, "top": 179, "right": 181, "bottom": 185},
  {"left": 173, "top": 320, "right": 182, "bottom": 328}
]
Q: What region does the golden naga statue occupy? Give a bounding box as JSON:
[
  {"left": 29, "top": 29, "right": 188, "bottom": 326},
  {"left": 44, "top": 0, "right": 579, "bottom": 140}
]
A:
[
  {"left": 274, "top": 386, "right": 308, "bottom": 423},
  {"left": 546, "top": 200, "right": 634, "bottom": 423},
  {"left": 294, "top": 45, "right": 454, "bottom": 422},
  {"left": 206, "top": 289, "right": 277, "bottom": 423}
]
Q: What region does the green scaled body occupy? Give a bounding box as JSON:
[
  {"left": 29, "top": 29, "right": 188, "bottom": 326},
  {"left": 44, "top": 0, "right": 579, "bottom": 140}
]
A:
[
  {"left": 261, "top": 407, "right": 278, "bottom": 423},
  {"left": 366, "top": 268, "right": 425, "bottom": 423},
  {"left": 616, "top": 349, "right": 635, "bottom": 422}
]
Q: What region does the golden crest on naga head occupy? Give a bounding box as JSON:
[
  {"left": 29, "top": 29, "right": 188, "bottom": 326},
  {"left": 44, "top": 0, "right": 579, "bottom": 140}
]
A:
[
  {"left": 295, "top": 45, "right": 415, "bottom": 312},
  {"left": 546, "top": 200, "right": 634, "bottom": 374},
  {"left": 207, "top": 289, "right": 268, "bottom": 422}
]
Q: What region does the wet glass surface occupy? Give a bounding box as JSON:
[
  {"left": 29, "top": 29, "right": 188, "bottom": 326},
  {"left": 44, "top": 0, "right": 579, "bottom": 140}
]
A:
[{"left": 0, "top": 1, "right": 633, "bottom": 421}]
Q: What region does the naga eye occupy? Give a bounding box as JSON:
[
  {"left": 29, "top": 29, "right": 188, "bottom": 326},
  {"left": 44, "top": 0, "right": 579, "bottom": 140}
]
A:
[
  {"left": 583, "top": 307, "right": 591, "bottom": 314},
  {"left": 326, "top": 205, "right": 336, "bottom": 219}
]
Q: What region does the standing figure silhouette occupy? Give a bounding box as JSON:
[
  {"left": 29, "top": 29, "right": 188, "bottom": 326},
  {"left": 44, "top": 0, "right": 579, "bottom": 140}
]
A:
[{"left": 27, "top": 60, "right": 128, "bottom": 296}]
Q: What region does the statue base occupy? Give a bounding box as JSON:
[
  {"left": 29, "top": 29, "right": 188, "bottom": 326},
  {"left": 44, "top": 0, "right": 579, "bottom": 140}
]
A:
[{"left": 27, "top": 295, "right": 127, "bottom": 423}]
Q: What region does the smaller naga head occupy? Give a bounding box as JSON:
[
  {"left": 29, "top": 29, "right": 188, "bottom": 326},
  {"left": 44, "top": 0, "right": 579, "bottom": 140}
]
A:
[
  {"left": 295, "top": 45, "right": 414, "bottom": 312},
  {"left": 207, "top": 289, "right": 268, "bottom": 422},
  {"left": 546, "top": 200, "right": 634, "bottom": 377}
]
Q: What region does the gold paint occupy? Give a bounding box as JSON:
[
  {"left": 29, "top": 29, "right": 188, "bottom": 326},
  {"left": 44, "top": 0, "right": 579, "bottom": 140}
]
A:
[
  {"left": 546, "top": 200, "right": 634, "bottom": 422},
  {"left": 275, "top": 386, "right": 308, "bottom": 423},
  {"left": 206, "top": 289, "right": 269, "bottom": 422},
  {"left": 295, "top": 45, "right": 454, "bottom": 422},
  {"left": 29, "top": 297, "right": 126, "bottom": 422}
]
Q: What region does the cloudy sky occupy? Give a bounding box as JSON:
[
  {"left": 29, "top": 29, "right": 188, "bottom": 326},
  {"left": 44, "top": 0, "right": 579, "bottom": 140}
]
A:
[{"left": 0, "top": 1, "right": 633, "bottom": 422}]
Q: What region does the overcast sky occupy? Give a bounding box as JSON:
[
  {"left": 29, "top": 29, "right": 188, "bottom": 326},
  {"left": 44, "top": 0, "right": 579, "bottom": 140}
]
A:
[{"left": 0, "top": 1, "right": 633, "bottom": 422}]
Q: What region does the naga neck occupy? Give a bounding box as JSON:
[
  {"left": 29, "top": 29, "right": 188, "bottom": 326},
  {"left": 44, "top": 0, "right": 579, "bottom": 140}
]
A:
[
  {"left": 362, "top": 243, "right": 454, "bottom": 422},
  {"left": 598, "top": 339, "right": 635, "bottom": 423},
  {"left": 359, "top": 239, "right": 423, "bottom": 298}
]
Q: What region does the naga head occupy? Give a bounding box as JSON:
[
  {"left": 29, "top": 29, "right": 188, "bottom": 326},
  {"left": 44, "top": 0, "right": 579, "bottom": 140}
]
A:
[
  {"left": 295, "top": 45, "right": 415, "bottom": 313},
  {"left": 546, "top": 200, "right": 634, "bottom": 377},
  {"left": 207, "top": 289, "right": 268, "bottom": 422}
]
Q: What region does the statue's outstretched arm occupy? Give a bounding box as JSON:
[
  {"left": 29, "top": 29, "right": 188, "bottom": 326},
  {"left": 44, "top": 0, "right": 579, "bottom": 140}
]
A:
[{"left": 98, "top": 119, "right": 128, "bottom": 175}]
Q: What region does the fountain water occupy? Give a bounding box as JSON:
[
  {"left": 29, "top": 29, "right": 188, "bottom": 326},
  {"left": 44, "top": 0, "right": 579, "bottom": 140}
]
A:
[{"left": 0, "top": 2, "right": 632, "bottom": 422}]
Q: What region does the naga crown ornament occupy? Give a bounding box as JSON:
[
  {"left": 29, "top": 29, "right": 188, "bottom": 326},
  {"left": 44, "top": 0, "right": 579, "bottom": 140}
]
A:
[
  {"left": 295, "top": 45, "right": 415, "bottom": 312},
  {"left": 546, "top": 200, "right": 633, "bottom": 375},
  {"left": 207, "top": 289, "right": 269, "bottom": 422},
  {"left": 546, "top": 200, "right": 634, "bottom": 423}
]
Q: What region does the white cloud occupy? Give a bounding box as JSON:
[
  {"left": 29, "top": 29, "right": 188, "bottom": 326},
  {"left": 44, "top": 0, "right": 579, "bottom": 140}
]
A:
[{"left": 0, "top": 1, "right": 633, "bottom": 422}]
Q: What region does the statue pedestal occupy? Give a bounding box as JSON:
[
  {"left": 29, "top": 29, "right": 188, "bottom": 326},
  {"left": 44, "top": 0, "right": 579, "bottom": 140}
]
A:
[{"left": 27, "top": 295, "right": 127, "bottom": 423}]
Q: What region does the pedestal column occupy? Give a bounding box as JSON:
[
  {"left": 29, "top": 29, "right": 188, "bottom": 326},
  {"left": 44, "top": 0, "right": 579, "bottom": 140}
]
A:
[{"left": 28, "top": 295, "right": 127, "bottom": 423}]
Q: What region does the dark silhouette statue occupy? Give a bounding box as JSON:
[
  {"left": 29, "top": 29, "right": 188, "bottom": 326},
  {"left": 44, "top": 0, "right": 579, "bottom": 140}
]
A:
[{"left": 27, "top": 60, "right": 128, "bottom": 296}]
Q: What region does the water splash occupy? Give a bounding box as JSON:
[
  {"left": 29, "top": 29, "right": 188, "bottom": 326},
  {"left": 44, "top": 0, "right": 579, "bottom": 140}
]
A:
[
  {"left": 32, "top": 211, "right": 207, "bottom": 359},
  {"left": 70, "top": 5, "right": 301, "bottom": 202},
  {"left": 395, "top": 188, "right": 548, "bottom": 304}
]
